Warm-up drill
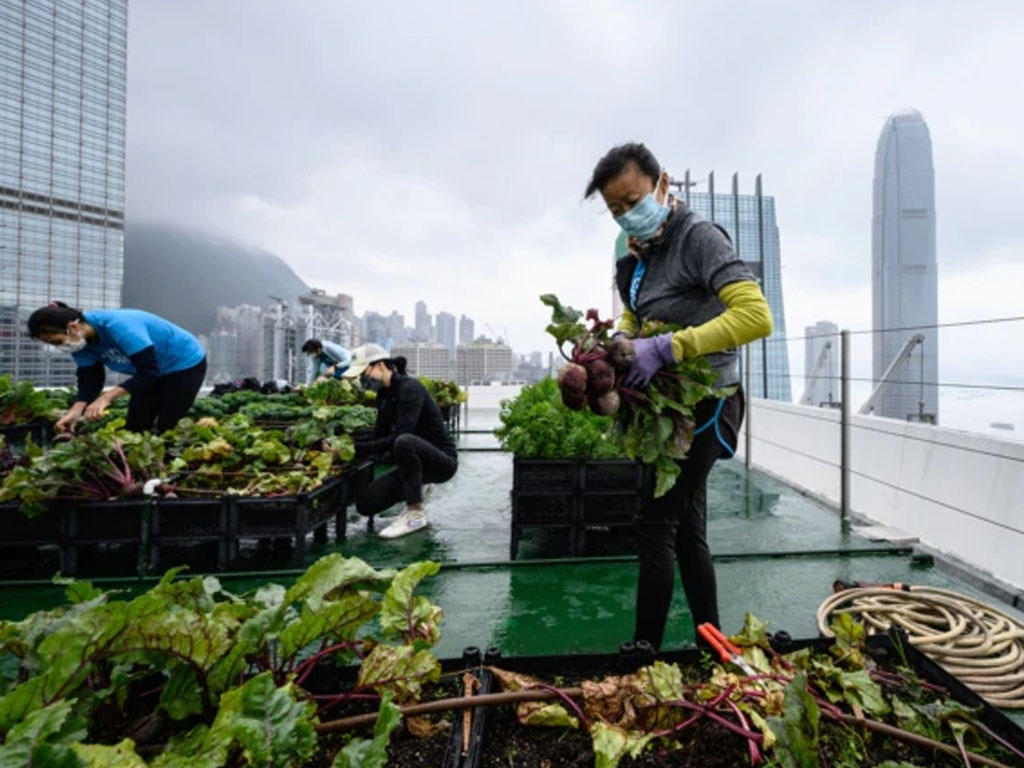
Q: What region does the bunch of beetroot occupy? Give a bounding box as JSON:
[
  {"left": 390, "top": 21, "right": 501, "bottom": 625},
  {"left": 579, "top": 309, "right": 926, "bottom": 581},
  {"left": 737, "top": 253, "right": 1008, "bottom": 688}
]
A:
[
  {"left": 556, "top": 308, "right": 636, "bottom": 417},
  {"left": 541, "top": 294, "right": 729, "bottom": 497}
]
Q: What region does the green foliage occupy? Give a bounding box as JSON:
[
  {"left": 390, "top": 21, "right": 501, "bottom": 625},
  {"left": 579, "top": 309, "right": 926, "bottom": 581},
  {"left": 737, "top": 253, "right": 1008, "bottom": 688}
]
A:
[
  {"left": 590, "top": 721, "right": 652, "bottom": 768},
  {"left": 766, "top": 672, "right": 821, "bottom": 768},
  {"left": 494, "top": 379, "right": 622, "bottom": 459},
  {"left": 330, "top": 690, "right": 402, "bottom": 768},
  {"left": 0, "top": 375, "right": 68, "bottom": 426},
  {"left": 0, "top": 554, "right": 443, "bottom": 767},
  {"left": 417, "top": 378, "right": 468, "bottom": 409}
]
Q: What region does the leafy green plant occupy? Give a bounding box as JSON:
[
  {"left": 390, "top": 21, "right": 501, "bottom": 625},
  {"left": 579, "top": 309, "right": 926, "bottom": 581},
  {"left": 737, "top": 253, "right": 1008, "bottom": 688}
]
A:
[
  {"left": 0, "top": 375, "right": 70, "bottom": 426},
  {"left": 417, "top": 378, "right": 467, "bottom": 411},
  {"left": 0, "top": 554, "right": 443, "bottom": 766},
  {"left": 494, "top": 379, "right": 622, "bottom": 460}
]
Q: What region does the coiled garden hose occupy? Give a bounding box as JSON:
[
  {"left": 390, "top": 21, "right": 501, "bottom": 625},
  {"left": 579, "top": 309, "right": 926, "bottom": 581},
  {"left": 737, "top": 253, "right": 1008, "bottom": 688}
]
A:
[{"left": 817, "top": 584, "right": 1024, "bottom": 708}]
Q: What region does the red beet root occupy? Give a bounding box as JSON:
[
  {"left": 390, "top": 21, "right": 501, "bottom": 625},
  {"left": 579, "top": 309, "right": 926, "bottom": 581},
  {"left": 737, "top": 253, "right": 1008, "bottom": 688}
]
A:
[
  {"left": 607, "top": 337, "right": 636, "bottom": 372},
  {"left": 561, "top": 389, "right": 586, "bottom": 411},
  {"left": 588, "top": 389, "right": 620, "bottom": 416},
  {"left": 586, "top": 358, "right": 615, "bottom": 396},
  {"left": 557, "top": 362, "right": 588, "bottom": 397}
]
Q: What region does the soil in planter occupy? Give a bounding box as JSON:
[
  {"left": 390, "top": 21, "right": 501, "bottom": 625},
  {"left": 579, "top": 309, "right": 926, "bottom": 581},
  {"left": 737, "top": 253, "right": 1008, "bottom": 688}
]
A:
[
  {"left": 479, "top": 656, "right": 1013, "bottom": 768},
  {"left": 303, "top": 673, "right": 465, "bottom": 768}
]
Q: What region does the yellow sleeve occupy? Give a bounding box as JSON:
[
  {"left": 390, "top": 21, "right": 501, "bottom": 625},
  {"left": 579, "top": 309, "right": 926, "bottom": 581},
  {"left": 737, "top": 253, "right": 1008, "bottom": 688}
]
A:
[
  {"left": 617, "top": 307, "right": 639, "bottom": 336},
  {"left": 670, "top": 280, "right": 773, "bottom": 361}
]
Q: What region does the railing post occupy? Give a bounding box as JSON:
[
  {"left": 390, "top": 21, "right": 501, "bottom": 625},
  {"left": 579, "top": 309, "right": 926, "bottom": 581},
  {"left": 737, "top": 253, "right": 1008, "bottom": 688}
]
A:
[
  {"left": 840, "top": 329, "right": 851, "bottom": 532},
  {"left": 745, "top": 343, "right": 753, "bottom": 470}
]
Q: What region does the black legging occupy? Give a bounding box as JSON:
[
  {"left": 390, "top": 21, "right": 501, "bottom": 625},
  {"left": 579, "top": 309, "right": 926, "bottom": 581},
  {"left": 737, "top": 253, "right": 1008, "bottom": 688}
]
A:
[
  {"left": 125, "top": 358, "right": 207, "bottom": 433},
  {"left": 356, "top": 433, "right": 458, "bottom": 516},
  {"left": 633, "top": 388, "right": 745, "bottom": 649}
]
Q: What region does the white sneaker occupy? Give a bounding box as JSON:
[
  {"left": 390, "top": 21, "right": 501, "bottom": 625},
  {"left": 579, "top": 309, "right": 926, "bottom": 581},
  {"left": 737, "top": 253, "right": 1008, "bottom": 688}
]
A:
[{"left": 379, "top": 509, "right": 428, "bottom": 539}]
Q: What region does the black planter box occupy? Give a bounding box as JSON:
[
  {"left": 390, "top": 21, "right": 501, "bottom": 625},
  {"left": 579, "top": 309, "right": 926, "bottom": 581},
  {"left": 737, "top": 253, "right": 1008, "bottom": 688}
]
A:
[
  {"left": 227, "top": 474, "right": 349, "bottom": 566},
  {"left": 0, "top": 419, "right": 54, "bottom": 449},
  {"left": 149, "top": 496, "right": 230, "bottom": 571},
  {"left": 510, "top": 457, "right": 646, "bottom": 559},
  {"left": 465, "top": 633, "right": 1024, "bottom": 768}
]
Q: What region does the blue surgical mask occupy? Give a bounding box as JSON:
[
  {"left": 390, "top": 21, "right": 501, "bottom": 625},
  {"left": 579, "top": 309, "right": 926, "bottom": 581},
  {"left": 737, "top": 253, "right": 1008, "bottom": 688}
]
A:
[{"left": 615, "top": 191, "right": 669, "bottom": 241}]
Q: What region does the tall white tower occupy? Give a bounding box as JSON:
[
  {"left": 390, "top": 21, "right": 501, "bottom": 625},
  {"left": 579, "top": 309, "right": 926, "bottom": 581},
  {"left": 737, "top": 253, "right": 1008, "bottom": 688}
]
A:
[{"left": 872, "top": 110, "right": 938, "bottom": 423}]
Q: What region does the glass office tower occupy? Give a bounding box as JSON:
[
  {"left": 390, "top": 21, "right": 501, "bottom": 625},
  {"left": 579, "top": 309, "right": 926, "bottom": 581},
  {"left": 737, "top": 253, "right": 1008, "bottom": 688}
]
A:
[{"left": 0, "top": 0, "right": 127, "bottom": 385}]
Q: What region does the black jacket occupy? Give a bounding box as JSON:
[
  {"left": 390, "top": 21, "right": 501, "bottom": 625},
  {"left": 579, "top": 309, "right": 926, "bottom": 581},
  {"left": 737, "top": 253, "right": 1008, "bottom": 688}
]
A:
[{"left": 354, "top": 374, "right": 457, "bottom": 459}]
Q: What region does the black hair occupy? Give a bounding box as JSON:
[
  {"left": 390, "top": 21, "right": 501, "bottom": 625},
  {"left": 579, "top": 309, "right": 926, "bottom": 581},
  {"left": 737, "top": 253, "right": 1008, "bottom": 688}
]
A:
[
  {"left": 301, "top": 339, "right": 322, "bottom": 354},
  {"left": 27, "top": 302, "right": 84, "bottom": 338},
  {"left": 384, "top": 356, "right": 408, "bottom": 375},
  {"left": 584, "top": 142, "right": 661, "bottom": 199}
]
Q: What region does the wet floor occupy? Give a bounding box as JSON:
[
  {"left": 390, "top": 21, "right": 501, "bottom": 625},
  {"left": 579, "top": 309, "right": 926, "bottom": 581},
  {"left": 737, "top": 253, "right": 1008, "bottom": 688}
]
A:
[{"left": 2, "top": 389, "right": 1021, "bottom": 666}]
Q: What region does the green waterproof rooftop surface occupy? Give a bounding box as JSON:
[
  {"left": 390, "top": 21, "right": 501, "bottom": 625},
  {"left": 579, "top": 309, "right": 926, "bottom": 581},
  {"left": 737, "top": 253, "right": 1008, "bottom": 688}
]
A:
[{"left": 2, "top": 396, "right": 1023, "bottom": 669}]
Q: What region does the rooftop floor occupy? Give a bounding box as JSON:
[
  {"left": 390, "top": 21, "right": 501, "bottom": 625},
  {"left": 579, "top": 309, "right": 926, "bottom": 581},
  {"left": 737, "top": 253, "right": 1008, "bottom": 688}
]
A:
[{"left": 3, "top": 399, "right": 1020, "bottom": 667}]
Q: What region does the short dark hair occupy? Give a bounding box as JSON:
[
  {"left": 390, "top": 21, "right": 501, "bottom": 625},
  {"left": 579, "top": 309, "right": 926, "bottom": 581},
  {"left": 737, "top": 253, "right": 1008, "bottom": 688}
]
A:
[
  {"left": 27, "top": 302, "right": 84, "bottom": 337},
  {"left": 386, "top": 356, "right": 408, "bottom": 375},
  {"left": 584, "top": 142, "right": 661, "bottom": 199},
  {"left": 301, "top": 339, "right": 322, "bottom": 354}
]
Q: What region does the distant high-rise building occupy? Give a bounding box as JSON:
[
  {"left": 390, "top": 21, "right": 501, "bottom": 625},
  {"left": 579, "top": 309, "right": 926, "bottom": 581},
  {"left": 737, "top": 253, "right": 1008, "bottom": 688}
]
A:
[
  {"left": 414, "top": 300, "right": 433, "bottom": 342},
  {"left": 435, "top": 311, "right": 456, "bottom": 354},
  {"left": 456, "top": 338, "right": 514, "bottom": 385},
  {"left": 363, "top": 311, "right": 389, "bottom": 349},
  {"left": 801, "top": 321, "right": 839, "bottom": 408},
  {"left": 388, "top": 311, "right": 406, "bottom": 345},
  {"left": 459, "top": 314, "right": 475, "bottom": 345},
  {"left": 683, "top": 178, "right": 791, "bottom": 402},
  {"left": 0, "top": 0, "right": 128, "bottom": 385},
  {"left": 392, "top": 343, "right": 451, "bottom": 380},
  {"left": 871, "top": 110, "right": 938, "bottom": 423}
]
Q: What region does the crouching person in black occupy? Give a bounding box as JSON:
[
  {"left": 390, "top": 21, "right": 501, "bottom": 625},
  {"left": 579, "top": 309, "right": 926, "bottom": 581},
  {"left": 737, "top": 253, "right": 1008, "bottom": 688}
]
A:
[{"left": 346, "top": 344, "right": 458, "bottom": 539}]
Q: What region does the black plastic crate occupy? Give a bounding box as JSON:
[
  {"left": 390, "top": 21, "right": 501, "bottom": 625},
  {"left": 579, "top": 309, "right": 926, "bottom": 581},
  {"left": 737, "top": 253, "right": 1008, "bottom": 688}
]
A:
[
  {"left": 0, "top": 420, "right": 53, "bottom": 449},
  {"left": 227, "top": 475, "right": 348, "bottom": 566},
  {"left": 512, "top": 494, "right": 576, "bottom": 526},
  {"left": 579, "top": 493, "right": 642, "bottom": 526},
  {"left": 65, "top": 498, "right": 147, "bottom": 543},
  {"left": 335, "top": 460, "right": 375, "bottom": 541},
  {"left": 513, "top": 458, "right": 577, "bottom": 494},
  {"left": 0, "top": 501, "right": 59, "bottom": 545},
  {"left": 149, "top": 496, "right": 229, "bottom": 572},
  {"left": 578, "top": 459, "right": 645, "bottom": 493}
]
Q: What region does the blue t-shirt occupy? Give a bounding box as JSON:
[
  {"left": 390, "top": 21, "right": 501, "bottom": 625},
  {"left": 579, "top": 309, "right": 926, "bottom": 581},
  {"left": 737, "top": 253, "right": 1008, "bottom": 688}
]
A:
[{"left": 72, "top": 309, "right": 205, "bottom": 376}]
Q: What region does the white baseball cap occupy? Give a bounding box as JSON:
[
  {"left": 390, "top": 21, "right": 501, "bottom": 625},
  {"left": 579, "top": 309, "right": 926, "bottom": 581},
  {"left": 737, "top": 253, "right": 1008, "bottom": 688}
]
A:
[{"left": 343, "top": 343, "right": 391, "bottom": 378}]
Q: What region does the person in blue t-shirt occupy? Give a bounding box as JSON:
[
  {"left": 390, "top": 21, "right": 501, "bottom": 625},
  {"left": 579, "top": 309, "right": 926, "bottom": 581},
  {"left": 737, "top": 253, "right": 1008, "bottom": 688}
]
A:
[
  {"left": 301, "top": 339, "right": 352, "bottom": 384},
  {"left": 27, "top": 302, "right": 208, "bottom": 435}
]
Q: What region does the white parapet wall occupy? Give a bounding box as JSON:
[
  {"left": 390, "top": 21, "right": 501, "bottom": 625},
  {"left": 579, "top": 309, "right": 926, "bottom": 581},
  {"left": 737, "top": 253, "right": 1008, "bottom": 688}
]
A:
[{"left": 734, "top": 398, "right": 1024, "bottom": 591}]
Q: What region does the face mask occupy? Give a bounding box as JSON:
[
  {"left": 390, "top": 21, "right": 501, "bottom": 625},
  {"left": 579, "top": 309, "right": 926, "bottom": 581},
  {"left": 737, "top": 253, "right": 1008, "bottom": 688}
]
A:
[
  {"left": 361, "top": 374, "right": 382, "bottom": 392},
  {"left": 58, "top": 338, "right": 87, "bottom": 353},
  {"left": 614, "top": 187, "right": 670, "bottom": 241}
]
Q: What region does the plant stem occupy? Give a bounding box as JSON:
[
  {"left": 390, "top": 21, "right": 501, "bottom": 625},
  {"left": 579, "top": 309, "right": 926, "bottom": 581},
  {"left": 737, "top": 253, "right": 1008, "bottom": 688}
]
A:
[
  {"left": 527, "top": 682, "right": 589, "bottom": 729},
  {"left": 829, "top": 712, "right": 1013, "bottom": 768}
]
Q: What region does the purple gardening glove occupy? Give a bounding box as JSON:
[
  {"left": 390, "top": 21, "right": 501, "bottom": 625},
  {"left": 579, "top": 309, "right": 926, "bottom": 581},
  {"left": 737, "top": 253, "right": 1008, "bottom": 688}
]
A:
[{"left": 624, "top": 334, "right": 676, "bottom": 388}]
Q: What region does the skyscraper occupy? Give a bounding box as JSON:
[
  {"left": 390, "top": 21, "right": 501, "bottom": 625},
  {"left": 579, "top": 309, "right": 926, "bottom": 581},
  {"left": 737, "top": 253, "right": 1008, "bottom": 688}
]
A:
[
  {"left": 801, "top": 321, "right": 839, "bottom": 408},
  {"left": 435, "top": 311, "right": 456, "bottom": 354},
  {"left": 871, "top": 110, "right": 938, "bottom": 423},
  {"left": 0, "top": 0, "right": 128, "bottom": 385},
  {"left": 683, "top": 177, "right": 791, "bottom": 401},
  {"left": 458, "top": 314, "right": 475, "bottom": 345},
  {"left": 414, "top": 300, "right": 433, "bottom": 342}
]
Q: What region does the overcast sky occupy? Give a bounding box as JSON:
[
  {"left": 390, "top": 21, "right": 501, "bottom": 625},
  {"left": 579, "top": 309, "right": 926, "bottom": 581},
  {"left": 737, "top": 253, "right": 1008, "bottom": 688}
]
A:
[{"left": 126, "top": 0, "right": 1024, "bottom": 386}]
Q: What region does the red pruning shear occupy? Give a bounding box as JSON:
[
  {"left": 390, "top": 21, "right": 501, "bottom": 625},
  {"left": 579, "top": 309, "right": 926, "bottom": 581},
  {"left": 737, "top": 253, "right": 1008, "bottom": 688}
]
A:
[{"left": 697, "top": 623, "right": 758, "bottom": 677}]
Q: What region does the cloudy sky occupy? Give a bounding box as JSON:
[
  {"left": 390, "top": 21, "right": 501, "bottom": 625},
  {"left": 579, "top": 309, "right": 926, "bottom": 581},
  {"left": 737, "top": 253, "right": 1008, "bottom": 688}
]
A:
[{"left": 126, "top": 0, "right": 1024, "bottom": 387}]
